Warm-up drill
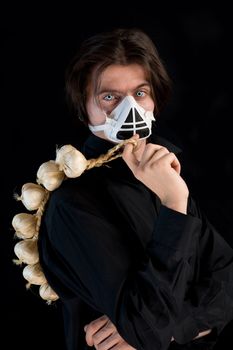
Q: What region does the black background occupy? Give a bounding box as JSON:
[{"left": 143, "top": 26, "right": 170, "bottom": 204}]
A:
[{"left": 1, "top": 3, "right": 232, "bottom": 349}]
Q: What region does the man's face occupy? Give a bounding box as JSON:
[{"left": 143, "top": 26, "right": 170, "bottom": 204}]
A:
[{"left": 86, "top": 63, "right": 155, "bottom": 141}]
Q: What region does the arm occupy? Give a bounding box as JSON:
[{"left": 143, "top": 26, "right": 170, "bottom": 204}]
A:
[
  {"left": 83, "top": 197, "right": 233, "bottom": 348},
  {"left": 46, "top": 198, "right": 203, "bottom": 350},
  {"left": 83, "top": 314, "right": 212, "bottom": 349},
  {"left": 121, "top": 137, "right": 233, "bottom": 342},
  {"left": 43, "top": 139, "right": 233, "bottom": 349}
]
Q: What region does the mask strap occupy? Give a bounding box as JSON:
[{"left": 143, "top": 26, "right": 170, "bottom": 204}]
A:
[{"left": 88, "top": 123, "right": 106, "bottom": 132}]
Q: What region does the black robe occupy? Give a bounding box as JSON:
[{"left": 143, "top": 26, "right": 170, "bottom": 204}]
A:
[{"left": 38, "top": 133, "right": 233, "bottom": 350}]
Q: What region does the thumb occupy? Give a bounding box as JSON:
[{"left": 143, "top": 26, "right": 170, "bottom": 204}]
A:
[{"left": 122, "top": 141, "right": 139, "bottom": 172}]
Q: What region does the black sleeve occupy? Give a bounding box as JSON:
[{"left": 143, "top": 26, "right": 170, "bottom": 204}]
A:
[
  {"left": 149, "top": 197, "right": 233, "bottom": 344},
  {"left": 45, "top": 195, "right": 224, "bottom": 350}
]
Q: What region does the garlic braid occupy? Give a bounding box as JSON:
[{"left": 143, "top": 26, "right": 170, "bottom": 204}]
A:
[{"left": 12, "top": 138, "right": 137, "bottom": 304}]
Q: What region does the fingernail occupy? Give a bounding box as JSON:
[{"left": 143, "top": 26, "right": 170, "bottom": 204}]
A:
[{"left": 84, "top": 325, "right": 87, "bottom": 332}]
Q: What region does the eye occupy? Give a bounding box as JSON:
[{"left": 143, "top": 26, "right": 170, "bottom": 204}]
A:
[
  {"left": 135, "top": 90, "right": 145, "bottom": 97},
  {"left": 103, "top": 94, "right": 115, "bottom": 101}
]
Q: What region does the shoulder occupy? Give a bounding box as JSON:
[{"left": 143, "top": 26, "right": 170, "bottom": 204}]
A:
[
  {"left": 150, "top": 132, "right": 182, "bottom": 155},
  {"left": 44, "top": 178, "right": 86, "bottom": 224},
  {"left": 44, "top": 168, "right": 107, "bottom": 227}
]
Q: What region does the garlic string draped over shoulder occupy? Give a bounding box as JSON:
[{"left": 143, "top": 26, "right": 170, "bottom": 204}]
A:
[{"left": 12, "top": 137, "right": 137, "bottom": 304}]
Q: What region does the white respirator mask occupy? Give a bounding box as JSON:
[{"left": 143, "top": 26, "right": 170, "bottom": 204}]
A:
[{"left": 88, "top": 96, "right": 155, "bottom": 143}]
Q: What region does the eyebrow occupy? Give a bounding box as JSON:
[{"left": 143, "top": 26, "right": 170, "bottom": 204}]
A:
[{"left": 97, "top": 83, "right": 151, "bottom": 95}]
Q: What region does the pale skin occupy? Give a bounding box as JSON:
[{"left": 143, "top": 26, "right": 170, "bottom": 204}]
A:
[
  {"left": 84, "top": 63, "right": 211, "bottom": 349},
  {"left": 87, "top": 64, "right": 188, "bottom": 214}
]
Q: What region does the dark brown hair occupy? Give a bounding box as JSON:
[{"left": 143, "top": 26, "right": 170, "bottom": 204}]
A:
[{"left": 65, "top": 28, "right": 172, "bottom": 124}]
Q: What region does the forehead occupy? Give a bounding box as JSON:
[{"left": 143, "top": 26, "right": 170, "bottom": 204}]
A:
[{"left": 96, "top": 64, "right": 149, "bottom": 93}]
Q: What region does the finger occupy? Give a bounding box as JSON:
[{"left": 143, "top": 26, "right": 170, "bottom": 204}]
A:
[
  {"left": 85, "top": 315, "right": 109, "bottom": 346},
  {"left": 132, "top": 139, "right": 146, "bottom": 160},
  {"left": 122, "top": 142, "right": 139, "bottom": 172},
  {"left": 84, "top": 314, "right": 108, "bottom": 332},
  {"left": 130, "top": 133, "right": 140, "bottom": 141},
  {"left": 122, "top": 134, "right": 148, "bottom": 167},
  {"left": 124, "top": 133, "right": 140, "bottom": 149},
  {"left": 139, "top": 144, "right": 166, "bottom": 167},
  {"left": 94, "top": 331, "right": 120, "bottom": 350},
  {"left": 169, "top": 153, "right": 181, "bottom": 174},
  {"left": 92, "top": 320, "right": 116, "bottom": 346},
  {"left": 157, "top": 152, "right": 181, "bottom": 174}
]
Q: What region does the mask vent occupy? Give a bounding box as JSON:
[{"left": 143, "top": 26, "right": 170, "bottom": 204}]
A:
[{"left": 117, "top": 108, "right": 150, "bottom": 140}]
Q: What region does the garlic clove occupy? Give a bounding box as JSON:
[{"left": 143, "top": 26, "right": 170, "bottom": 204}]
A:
[
  {"left": 39, "top": 283, "right": 59, "bottom": 301},
  {"left": 16, "top": 183, "right": 47, "bottom": 211},
  {"left": 55, "top": 144, "right": 77, "bottom": 164},
  {"left": 14, "top": 239, "right": 39, "bottom": 265},
  {"left": 56, "top": 145, "right": 87, "bottom": 178},
  {"left": 12, "top": 213, "right": 37, "bottom": 239},
  {"left": 23, "top": 263, "right": 47, "bottom": 285},
  {"left": 37, "top": 160, "right": 65, "bottom": 191}
]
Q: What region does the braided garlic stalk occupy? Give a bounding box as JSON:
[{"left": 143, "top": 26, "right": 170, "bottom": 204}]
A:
[{"left": 12, "top": 138, "right": 137, "bottom": 303}]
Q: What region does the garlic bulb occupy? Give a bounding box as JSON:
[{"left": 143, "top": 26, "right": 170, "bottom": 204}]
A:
[
  {"left": 23, "top": 263, "right": 46, "bottom": 285},
  {"left": 12, "top": 213, "right": 37, "bottom": 239},
  {"left": 16, "top": 183, "right": 46, "bottom": 211},
  {"left": 39, "top": 283, "right": 59, "bottom": 301},
  {"left": 37, "top": 160, "right": 65, "bottom": 191},
  {"left": 55, "top": 144, "right": 77, "bottom": 164},
  {"left": 14, "top": 239, "right": 39, "bottom": 265},
  {"left": 56, "top": 144, "right": 87, "bottom": 178}
]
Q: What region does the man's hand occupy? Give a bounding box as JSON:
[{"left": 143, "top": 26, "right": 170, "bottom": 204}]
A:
[
  {"left": 122, "top": 134, "right": 189, "bottom": 214},
  {"left": 84, "top": 315, "right": 136, "bottom": 350},
  {"left": 84, "top": 314, "right": 211, "bottom": 349}
]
